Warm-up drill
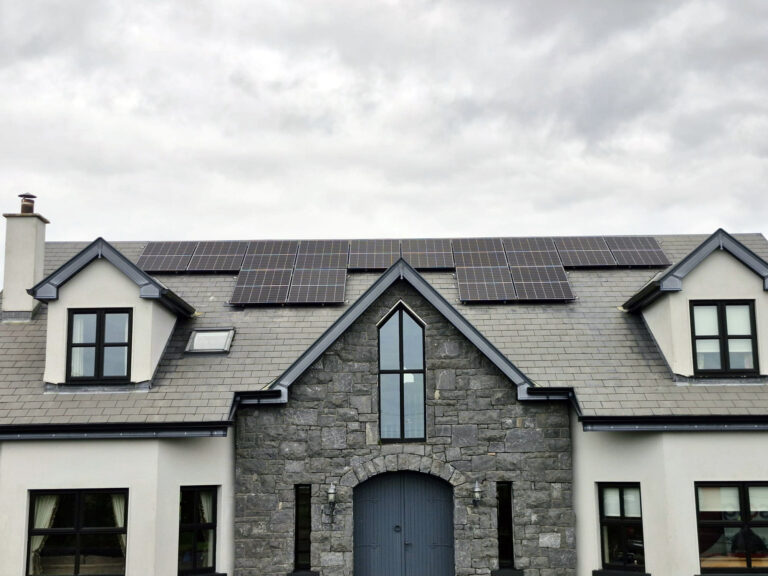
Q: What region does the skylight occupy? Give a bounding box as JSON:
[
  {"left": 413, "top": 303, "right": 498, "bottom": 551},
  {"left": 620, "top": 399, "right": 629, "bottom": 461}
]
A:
[{"left": 186, "top": 328, "right": 235, "bottom": 353}]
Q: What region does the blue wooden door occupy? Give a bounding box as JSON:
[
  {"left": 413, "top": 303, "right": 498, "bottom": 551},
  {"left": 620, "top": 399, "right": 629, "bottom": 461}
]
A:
[{"left": 353, "top": 472, "right": 454, "bottom": 576}]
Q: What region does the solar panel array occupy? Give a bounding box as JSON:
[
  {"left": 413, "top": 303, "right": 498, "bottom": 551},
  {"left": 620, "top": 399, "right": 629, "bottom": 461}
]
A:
[
  {"left": 137, "top": 236, "right": 669, "bottom": 305},
  {"left": 288, "top": 241, "right": 348, "bottom": 304},
  {"left": 503, "top": 238, "right": 574, "bottom": 301}
]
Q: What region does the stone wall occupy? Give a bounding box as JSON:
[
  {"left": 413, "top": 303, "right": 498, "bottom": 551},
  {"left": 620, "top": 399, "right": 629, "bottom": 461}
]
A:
[{"left": 235, "top": 281, "right": 575, "bottom": 576}]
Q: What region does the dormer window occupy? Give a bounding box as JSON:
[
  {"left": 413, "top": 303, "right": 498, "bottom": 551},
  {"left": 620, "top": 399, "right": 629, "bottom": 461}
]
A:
[
  {"left": 67, "top": 309, "right": 132, "bottom": 383},
  {"left": 378, "top": 303, "right": 426, "bottom": 442},
  {"left": 691, "top": 301, "right": 758, "bottom": 376}
]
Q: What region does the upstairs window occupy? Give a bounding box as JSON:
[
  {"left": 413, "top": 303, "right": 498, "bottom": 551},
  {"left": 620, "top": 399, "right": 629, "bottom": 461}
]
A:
[
  {"left": 691, "top": 301, "right": 758, "bottom": 376},
  {"left": 378, "top": 303, "right": 426, "bottom": 442},
  {"left": 67, "top": 309, "right": 132, "bottom": 383}
]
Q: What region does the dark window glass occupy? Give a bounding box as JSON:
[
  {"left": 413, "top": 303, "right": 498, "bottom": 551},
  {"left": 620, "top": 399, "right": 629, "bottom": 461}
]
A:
[
  {"left": 27, "top": 490, "right": 127, "bottom": 576},
  {"left": 378, "top": 305, "right": 426, "bottom": 442},
  {"left": 67, "top": 309, "right": 132, "bottom": 382},
  {"left": 598, "top": 484, "right": 645, "bottom": 571},
  {"left": 691, "top": 301, "right": 758, "bottom": 376},
  {"left": 295, "top": 485, "right": 312, "bottom": 571},
  {"left": 497, "top": 482, "right": 515, "bottom": 569},
  {"left": 179, "top": 486, "right": 217, "bottom": 574},
  {"left": 697, "top": 482, "right": 768, "bottom": 572}
]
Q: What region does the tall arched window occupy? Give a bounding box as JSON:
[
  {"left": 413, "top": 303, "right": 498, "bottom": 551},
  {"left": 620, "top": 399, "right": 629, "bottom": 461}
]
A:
[{"left": 378, "top": 303, "right": 426, "bottom": 442}]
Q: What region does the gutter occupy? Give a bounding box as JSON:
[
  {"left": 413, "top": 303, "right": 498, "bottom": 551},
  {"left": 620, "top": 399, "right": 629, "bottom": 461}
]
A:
[
  {"left": 518, "top": 385, "right": 582, "bottom": 416},
  {"left": 580, "top": 414, "right": 768, "bottom": 432},
  {"left": 228, "top": 388, "right": 287, "bottom": 420},
  {"left": 0, "top": 421, "right": 230, "bottom": 441}
]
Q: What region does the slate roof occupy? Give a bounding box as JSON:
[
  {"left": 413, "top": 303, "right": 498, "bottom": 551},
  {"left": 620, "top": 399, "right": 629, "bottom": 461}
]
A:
[{"left": 1, "top": 233, "right": 767, "bottom": 427}]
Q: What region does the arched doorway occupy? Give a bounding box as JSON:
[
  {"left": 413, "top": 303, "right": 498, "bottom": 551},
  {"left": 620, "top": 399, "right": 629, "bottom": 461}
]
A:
[{"left": 353, "top": 471, "right": 454, "bottom": 576}]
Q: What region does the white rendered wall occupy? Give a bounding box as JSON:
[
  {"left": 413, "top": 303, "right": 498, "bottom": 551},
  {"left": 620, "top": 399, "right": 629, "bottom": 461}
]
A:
[
  {"left": 0, "top": 435, "right": 234, "bottom": 576},
  {"left": 573, "top": 415, "right": 768, "bottom": 576},
  {"left": 43, "top": 259, "right": 176, "bottom": 384},
  {"left": 642, "top": 250, "right": 768, "bottom": 376},
  {"left": 2, "top": 215, "right": 46, "bottom": 314}
]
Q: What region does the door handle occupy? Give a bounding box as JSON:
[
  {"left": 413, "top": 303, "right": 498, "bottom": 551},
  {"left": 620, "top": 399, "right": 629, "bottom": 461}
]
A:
[{"left": 394, "top": 525, "right": 401, "bottom": 532}]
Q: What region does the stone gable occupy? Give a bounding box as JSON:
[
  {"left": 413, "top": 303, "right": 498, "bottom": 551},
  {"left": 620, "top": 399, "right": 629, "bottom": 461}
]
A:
[{"left": 235, "top": 280, "right": 575, "bottom": 576}]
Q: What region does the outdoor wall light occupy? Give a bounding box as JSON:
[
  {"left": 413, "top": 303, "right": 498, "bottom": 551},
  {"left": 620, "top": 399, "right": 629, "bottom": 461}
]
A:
[
  {"left": 328, "top": 483, "right": 337, "bottom": 516},
  {"left": 473, "top": 481, "right": 483, "bottom": 506}
]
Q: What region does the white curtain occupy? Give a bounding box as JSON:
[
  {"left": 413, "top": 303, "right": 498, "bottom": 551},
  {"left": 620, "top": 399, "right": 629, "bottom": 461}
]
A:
[
  {"left": 199, "top": 491, "right": 214, "bottom": 567},
  {"left": 30, "top": 495, "right": 59, "bottom": 575},
  {"left": 111, "top": 494, "right": 127, "bottom": 555}
]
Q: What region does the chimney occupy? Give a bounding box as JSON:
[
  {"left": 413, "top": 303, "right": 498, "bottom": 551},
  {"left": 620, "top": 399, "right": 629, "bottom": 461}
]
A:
[{"left": 3, "top": 194, "right": 49, "bottom": 321}]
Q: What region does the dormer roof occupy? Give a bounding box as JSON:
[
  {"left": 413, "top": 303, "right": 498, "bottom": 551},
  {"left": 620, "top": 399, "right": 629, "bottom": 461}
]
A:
[
  {"left": 28, "top": 237, "right": 195, "bottom": 317},
  {"left": 622, "top": 229, "right": 768, "bottom": 312}
]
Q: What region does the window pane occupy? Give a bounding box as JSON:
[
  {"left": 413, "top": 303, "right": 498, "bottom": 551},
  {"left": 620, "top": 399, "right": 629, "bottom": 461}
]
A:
[
  {"left": 180, "top": 490, "right": 196, "bottom": 524},
  {"left": 698, "top": 486, "right": 741, "bottom": 520},
  {"left": 602, "top": 524, "right": 644, "bottom": 566},
  {"left": 195, "top": 529, "right": 215, "bottom": 568},
  {"left": 72, "top": 314, "right": 97, "bottom": 344},
  {"left": 728, "top": 339, "right": 754, "bottom": 370},
  {"left": 380, "top": 374, "right": 401, "bottom": 438},
  {"left": 48, "top": 493, "right": 77, "bottom": 529},
  {"left": 83, "top": 492, "right": 124, "bottom": 528},
  {"left": 104, "top": 313, "right": 129, "bottom": 343},
  {"left": 402, "top": 313, "right": 424, "bottom": 370},
  {"left": 295, "top": 485, "right": 312, "bottom": 570},
  {"left": 726, "top": 305, "right": 752, "bottom": 336},
  {"left": 403, "top": 374, "right": 424, "bottom": 438},
  {"left": 103, "top": 347, "right": 128, "bottom": 377},
  {"left": 694, "top": 306, "right": 719, "bottom": 336},
  {"left": 749, "top": 527, "right": 768, "bottom": 567},
  {"left": 178, "top": 530, "right": 195, "bottom": 571},
  {"left": 80, "top": 533, "right": 126, "bottom": 574},
  {"left": 602, "top": 487, "right": 620, "bottom": 517},
  {"left": 698, "top": 526, "right": 747, "bottom": 568},
  {"left": 31, "top": 533, "right": 76, "bottom": 575},
  {"left": 696, "top": 340, "right": 721, "bottom": 370},
  {"left": 71, "top": 347, "right": 96, "bottom": 377},
  {"left": 623, "top": 487, "right": 642, "bottom": 518},
  {"left": 379, "top": 313, "right": 400, "bottom": 370},
  {"left": 750, "top": 487, "right": 768, "bottom": 520},
  {"left": 191, "top": 331, "right": 230, "bottom": 351}
]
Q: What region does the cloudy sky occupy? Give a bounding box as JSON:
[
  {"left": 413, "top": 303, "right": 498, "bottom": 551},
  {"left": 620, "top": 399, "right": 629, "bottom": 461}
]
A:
[{"left": 1, "top": 0, "right": 766, "bottom": 253}]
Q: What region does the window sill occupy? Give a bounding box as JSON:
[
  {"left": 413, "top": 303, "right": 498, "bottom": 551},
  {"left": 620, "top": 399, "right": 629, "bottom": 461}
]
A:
[
  {"left": 491, "top": 569, "right": 525, "bottom": 576},
  {"left": 45, "top": 381, "right": 150, "bottom": 393},
  {"left": 593, "top": 570, "right": 650, "bottom": 576},
  {"left": 287, "top": 571, "right": 319, "bottom": 576}
]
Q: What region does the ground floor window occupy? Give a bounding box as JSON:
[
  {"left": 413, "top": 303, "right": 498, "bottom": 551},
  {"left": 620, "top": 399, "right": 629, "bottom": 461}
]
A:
[
  {"left": 295, "top": 484, "right": 312, "bottom": 571},
  {"left": 179, "top": 486, "right": 217, "bottom": 574},
  {"left": 598, "top": 483, "right": 645, "bottom": 571},
  {"left": 697, "top": 482, "right": 768, "bottom": 571},
  {"left": 27, "top": 489, "right": 128, "bottom": 576},
  {"left": 496, "top": 481, "right": 516, "bottom": 569}
]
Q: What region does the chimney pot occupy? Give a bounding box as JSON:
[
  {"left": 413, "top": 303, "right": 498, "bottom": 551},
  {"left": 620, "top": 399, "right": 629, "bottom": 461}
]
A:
[{"left": 19, "top": 193, "right": 36, "bottom": 214}]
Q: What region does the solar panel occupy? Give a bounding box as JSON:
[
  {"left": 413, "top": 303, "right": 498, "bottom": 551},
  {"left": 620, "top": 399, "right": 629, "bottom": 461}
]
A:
[
  {"left": 455, "top": 267, "right": 517, "bottom": 302},
  {"left": 231, "top": 269, "right": 293, "bottom": 305},
  {"left": 137, "top": 241, "right": 198, "bottom": 272},
  {"left": 242, "top": 240, "right": 299, "bottom": 270},
  {"left": 502, "top": 237, "right": 574, "bottom": 301},
  {"left": 187, "top": 241, "right": 249, "bottom": 272},
  {"left": 553, "top": 237, "right": 617, "bottom": 268},
  {"left": 401, "top": 239, "right": 454, "bottom": 269},
  {"left": 295, "top": 240, "right": 349, "bottom": 269},
  {"left": 604, "top": 236, "right": 671, "bottom": 267},
  {"left": 452, "top": 237, "right": 507, "bottom": 267},
  {"left": 287, "top": 269, "right": 346, "bottom": 304},
  {"left": 348, "top": 240, "right": 401, "bottom": 270}
]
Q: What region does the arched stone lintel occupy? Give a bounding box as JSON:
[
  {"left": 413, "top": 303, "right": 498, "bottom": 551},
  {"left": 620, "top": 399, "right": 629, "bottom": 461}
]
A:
[{"left": 339, "top": 452, "right": 467, "bottom": 491}]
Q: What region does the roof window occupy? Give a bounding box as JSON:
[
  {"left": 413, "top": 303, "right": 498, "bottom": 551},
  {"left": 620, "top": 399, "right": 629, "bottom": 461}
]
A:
[{"left": 186, "top": 328, "right": 235, "bottom": 354}]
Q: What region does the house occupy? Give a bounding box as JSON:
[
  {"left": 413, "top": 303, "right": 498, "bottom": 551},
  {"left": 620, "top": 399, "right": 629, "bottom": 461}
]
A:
[{"left": 2, "top": 195, "right": 768, "bottom": 576}]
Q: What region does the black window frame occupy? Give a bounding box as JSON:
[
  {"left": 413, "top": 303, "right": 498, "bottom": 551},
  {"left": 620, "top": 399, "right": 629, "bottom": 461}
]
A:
[
  {"left": 178, "top": 485, "right": 218, "bottom": 575},
  {"left": 696, "top": 481, "right": 768, "bottom": 573},
  {"left": 690, "top": 300, "right": 759, "bottom": 377},
  {"left": 27, "top": 488, "right": 129, "bottom": 576},
  {"left": 66, "top": 308, "right": 133, "bottom": 384},
  {"left": 377, "top": 303, "right": 427, "bottom": 443},
  {"left": 597, "top": 483, "right": 645, "bottom": 572},
  {"left": 294, "top": 484, "right": 312, "bottom": 572}
]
